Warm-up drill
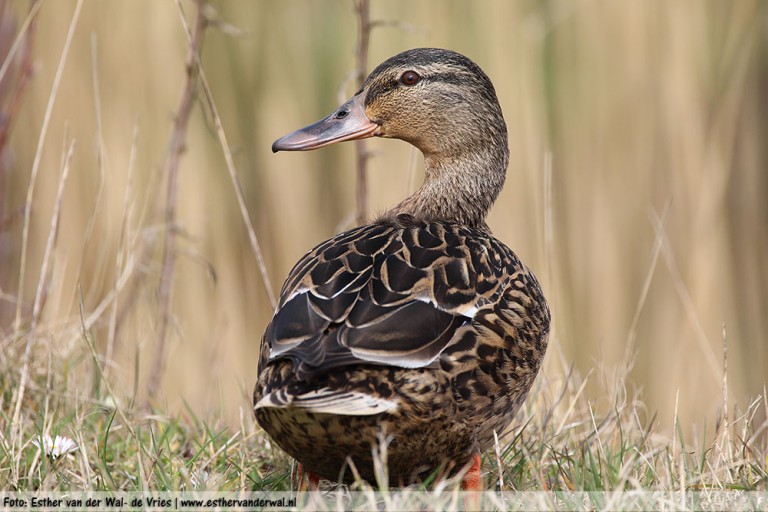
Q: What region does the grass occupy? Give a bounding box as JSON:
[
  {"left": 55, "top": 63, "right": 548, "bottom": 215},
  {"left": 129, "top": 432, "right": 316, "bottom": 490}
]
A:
[
  {"left": 1, "top": 336, "right": 286, "bottom": 492},
  {"left": 1, "top": 324, "right": 766, "bottom": 499}
]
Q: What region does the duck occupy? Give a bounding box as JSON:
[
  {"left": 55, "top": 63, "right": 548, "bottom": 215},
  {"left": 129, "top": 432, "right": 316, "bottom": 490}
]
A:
[{"left": 253, "top": 48, "right": 550, "bottom": 489}]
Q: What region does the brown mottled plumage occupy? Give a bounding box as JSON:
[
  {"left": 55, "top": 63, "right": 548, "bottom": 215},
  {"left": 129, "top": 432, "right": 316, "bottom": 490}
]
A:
[{"left": 254, "top": 48, "right": 550, "bottom": 487}]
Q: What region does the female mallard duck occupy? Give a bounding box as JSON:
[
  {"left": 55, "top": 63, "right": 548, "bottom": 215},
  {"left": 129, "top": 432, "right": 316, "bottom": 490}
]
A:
[{"left": 254, "top": 48, "right": 550, "bottom": 489}]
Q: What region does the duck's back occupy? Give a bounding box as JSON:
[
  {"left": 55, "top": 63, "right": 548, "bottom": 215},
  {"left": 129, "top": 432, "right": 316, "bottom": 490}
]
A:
[{"left": 254, "top": 215, "right": 549, "bottom": 483}]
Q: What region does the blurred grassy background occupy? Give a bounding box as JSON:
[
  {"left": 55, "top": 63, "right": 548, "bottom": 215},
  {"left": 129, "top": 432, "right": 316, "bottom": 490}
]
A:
[{"left": 1, "top": 0, "right": 766, "bottom": 435}]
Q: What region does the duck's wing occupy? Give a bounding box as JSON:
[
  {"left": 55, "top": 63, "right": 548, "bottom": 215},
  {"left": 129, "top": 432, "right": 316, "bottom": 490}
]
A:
[{"left": 260, "top": 219, "right": 519, "bottom": 381}]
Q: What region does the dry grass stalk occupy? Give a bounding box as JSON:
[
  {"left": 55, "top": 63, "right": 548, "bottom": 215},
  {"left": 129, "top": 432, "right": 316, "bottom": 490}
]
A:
[
  {"left": 542, "top": 152, "right": 567, "bottom": 374},
  {"left": 73, "top": 34, "right": 109, "bottom": 306},
  {"left": 353, "top": 0, "right": 371, "bottom": 226},
  {"left": 623, "top": 201, "right": 670, "bottom": 367},
  {"left": 106, "top": 119, "right": 140, "bottom": 371},
  {"left": 0, "top": 0, "right": 40, "bottom": 149},
  {"left": 649, "top": 209, "right": 722, "bottom": 381},
  {"left": 12, "top": 137, "right": 75, "bottom": 441},
  {"left": 173, "top": 0, "right": 277, "bottom": 309},
  {"left": 0, "top": 1, "right": 41, "bottom": 332},
  {"left": 147, "top": 0, "right": 208, "bottom": 401},
  {"left": 493, "top": 430, "right": 505, "bottom": 491},
  {"left": 77, "top": 287, "right": 138, "bottom": 442},
  {"left": 14, "top": 0, "right": 82, "bottom": 334}
]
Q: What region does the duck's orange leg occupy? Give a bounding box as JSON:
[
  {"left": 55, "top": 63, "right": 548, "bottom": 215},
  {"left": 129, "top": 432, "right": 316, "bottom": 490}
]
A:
[
  {"left": 461, "top": 454, "right": 483, "bottom": 511},
  {"left": 296, "top": 463, "right": 320, "bottom": 491},
  {"left": 461, "top": 453, "right": 482, "bottom": 490}
]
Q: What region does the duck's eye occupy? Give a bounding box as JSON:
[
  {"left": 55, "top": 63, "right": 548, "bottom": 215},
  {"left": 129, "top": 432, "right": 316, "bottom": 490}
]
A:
[{"left": 399, "top": 70, "right": 421, "bottom": 86}]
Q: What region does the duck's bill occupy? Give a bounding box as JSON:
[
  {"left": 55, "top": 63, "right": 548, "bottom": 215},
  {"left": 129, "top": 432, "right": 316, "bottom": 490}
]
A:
[{"left": 272, "top": 93, "right": 380, "bottom": 152}]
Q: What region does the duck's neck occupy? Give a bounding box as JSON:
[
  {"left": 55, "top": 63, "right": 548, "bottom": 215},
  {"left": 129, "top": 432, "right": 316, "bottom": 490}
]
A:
[{"left": 386, "top": 144, "right": 508, "bottom": 230}]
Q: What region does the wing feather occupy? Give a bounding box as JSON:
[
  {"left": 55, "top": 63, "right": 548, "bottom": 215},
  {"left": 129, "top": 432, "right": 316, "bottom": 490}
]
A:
[
  {"left": 255, "top": 387, "right": 399, "bottom": 415},
  {"left": 262, "top": 219, "right": 516, "bottom": 380}
]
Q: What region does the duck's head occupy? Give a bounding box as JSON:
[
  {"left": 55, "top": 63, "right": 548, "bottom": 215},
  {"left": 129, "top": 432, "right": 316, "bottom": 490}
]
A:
[{"left": 272, "top": 48, "right": 509, "bottom": 228}]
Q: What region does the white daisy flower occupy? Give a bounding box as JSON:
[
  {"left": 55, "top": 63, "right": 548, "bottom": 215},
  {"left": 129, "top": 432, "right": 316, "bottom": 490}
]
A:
[
  {"left": 32, "top": 435, "right": 79, "bottom": 459},
  {"left": 190, "top": 469, "right": 210, "bottom": 489}
]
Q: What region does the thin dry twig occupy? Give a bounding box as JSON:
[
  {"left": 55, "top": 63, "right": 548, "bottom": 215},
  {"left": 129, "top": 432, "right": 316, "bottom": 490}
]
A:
[
  {"left": 543, "top": 151, "right": 567, "bottom": 373},
  {"left": 74, "top": 34, "right": 109, "bottom": 303},
  {"left": 721, "top": 322, "right": 728, "bottom": 428},
  {"left": 77, "top": 286, "right": 137, "bottom": 440},
  {"left": 12, "top": 137, "right": 76, "bottom": 441},
  {"left": 493, "top": 430, "right": 505, "bottom": 491},
  {"left": 714, "top": 321, "right": 732, "bottom": 463},
  {"left": 147, "top": 0, "right": 208, "bottom": 401},
  {"left": 108, "top": 179, "right": 166, "bottom": 352},
  {"left": 14, "top": 0, "right": 83, "bottom": 334},
  {"left": 354, "top": 0, "right": 371, "bottom": 226},
  {"left": 623, "top": 200, "right": 671, "bottom": 366},
  {"left": 649, "top": 208, "right": 721, "bottom": 382},
  {"left": 173, "top": 0, "right": 277, "bottom": 309},
  {"left": 106, "top": 118, "right": 140, "bottom": 371},
  {"left": 0, "top": 0, "right": 41, "bottom": 149}
]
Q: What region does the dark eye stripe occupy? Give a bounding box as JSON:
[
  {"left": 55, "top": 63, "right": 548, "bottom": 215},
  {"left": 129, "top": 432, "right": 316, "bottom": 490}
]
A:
[
  {"left": 365, "top": 70, "right": 485, "bottom": 106},
  {"left": 425, "top": 72, "right": 474, "bottom": 86}
]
